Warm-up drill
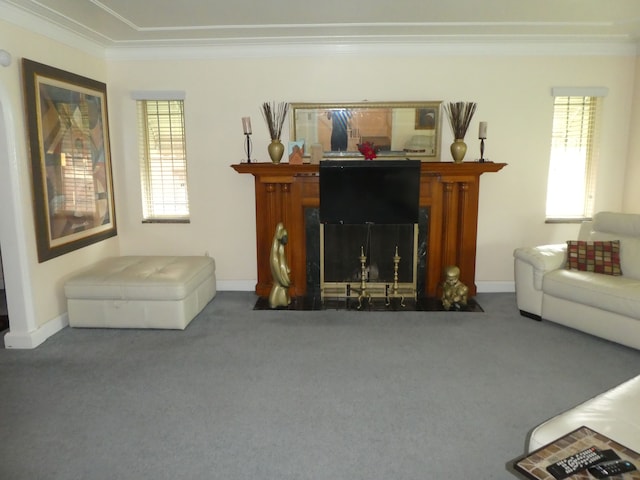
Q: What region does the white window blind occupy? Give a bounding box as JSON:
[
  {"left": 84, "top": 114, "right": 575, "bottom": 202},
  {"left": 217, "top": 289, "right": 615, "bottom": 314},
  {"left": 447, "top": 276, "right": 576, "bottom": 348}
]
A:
[
  {"left": 136, "top": 98, "right": 190, "bottom": 222},
  {"left": 545, "top": 93, "right": 603, "bottom": 221}
]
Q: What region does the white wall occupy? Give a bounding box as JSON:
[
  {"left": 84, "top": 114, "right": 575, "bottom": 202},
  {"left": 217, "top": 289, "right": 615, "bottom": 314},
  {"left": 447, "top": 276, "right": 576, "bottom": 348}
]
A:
[
  {"left": 624, "top": 56, "right": 640, "bottom": 212},
  {"left": 0, "top": 19, "right": 120, "bottom": 347},
  {"left": 107, "top": 51, "right": 636, "bottom": 289}
]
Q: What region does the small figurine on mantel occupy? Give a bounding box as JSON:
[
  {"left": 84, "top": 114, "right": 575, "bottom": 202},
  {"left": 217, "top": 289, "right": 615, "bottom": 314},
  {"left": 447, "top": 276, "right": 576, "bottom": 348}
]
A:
[
  {"left": 269, "top": 222, "right": 291, "bottom": 308},
  {"left": 441, "top": 265, "right": 469, "bottom": 311}
]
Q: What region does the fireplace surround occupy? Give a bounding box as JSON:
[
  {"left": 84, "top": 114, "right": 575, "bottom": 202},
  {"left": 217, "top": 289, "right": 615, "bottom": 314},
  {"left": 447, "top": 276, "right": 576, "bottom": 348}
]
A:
[{"left": 232, "top": 161, "right": 506, "bottom": 300}]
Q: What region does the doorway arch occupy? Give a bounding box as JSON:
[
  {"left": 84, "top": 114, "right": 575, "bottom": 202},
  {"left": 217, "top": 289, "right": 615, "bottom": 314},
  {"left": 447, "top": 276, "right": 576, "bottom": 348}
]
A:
[{"left": 0, "top": 79, "right": 39, "bottom": 348}]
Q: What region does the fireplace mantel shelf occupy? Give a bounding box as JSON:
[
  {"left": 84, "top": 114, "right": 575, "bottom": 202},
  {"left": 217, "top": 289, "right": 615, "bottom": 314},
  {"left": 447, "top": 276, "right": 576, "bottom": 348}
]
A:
[
  {"left": 232, "top": 161, "right": 505, "bottom": 177},
  {"left": 232, "top": 161, "right": 506, "bottom": 298}
]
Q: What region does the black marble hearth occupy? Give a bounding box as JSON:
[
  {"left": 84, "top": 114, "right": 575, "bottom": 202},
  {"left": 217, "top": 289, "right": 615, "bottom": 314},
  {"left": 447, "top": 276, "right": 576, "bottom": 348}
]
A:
[{"left": 253, "top": 295, "right": 483, "bottom": 312}]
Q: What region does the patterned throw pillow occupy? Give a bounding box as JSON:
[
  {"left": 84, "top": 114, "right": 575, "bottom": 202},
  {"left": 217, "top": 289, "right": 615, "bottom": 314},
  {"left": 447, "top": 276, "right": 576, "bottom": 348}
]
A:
[{"left": 566, "top": 240, "right": 622, "bottom": 276}]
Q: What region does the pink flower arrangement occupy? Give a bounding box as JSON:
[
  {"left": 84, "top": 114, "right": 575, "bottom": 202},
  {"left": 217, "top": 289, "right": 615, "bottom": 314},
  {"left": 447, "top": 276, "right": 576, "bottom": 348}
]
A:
[{"left": 357, "top": 141, "right": 377, "bottom": 160}]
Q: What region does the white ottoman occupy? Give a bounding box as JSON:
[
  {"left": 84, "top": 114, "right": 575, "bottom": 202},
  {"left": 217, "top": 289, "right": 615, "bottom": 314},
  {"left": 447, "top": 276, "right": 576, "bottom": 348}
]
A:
[
  {"left": 528, "top": 374, "right": 640, "bottom": 453},
  {"left": 65, "top": 256, "right": 216, "bottom": 330}
]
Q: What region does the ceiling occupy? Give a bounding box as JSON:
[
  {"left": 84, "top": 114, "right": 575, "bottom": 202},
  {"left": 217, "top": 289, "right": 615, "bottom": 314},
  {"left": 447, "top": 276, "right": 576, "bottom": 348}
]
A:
[{"left": 3, "top": 0, "right": 640, "bottom": 49}]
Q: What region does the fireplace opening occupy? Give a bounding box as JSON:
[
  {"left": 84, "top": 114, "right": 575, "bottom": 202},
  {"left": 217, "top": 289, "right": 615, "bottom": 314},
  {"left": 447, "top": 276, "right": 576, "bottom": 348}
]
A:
[
  {"left": 304, "top": 207, "right": 429, "bottom": 302},
  {"left": 321, "top": 223, "right": 418, "bottom": 302}
]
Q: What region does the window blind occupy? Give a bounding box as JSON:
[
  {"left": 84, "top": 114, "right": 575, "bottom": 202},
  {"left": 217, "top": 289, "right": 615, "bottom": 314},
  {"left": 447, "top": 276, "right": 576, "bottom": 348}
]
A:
[
  {"left": 545, "top": 95, "right": 600, "bottom": 220},
  {"left": 137, "top": 99, "right": 190, "bottom": 221}
]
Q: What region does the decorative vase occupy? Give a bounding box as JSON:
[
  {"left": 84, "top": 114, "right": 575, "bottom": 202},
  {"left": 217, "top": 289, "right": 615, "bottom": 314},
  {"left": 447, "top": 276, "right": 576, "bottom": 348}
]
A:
[
  {"left": 267, "top": 139, "right": 285, "bottom": 164},
  {"left": 450, "top": 139, "right": 467, "bottom": 163}
]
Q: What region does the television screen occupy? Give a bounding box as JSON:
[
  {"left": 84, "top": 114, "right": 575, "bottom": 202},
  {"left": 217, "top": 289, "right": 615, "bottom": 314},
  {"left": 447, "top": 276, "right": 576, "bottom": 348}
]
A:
[{"left": 319, "top": 160, "right": 421, "bottom": 224}]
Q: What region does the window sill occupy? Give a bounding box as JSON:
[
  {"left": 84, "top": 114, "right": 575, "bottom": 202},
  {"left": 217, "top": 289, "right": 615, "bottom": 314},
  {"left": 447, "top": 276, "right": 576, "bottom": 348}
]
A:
[
  {"left": 142, "top": 219, "right": 190, "bottom": 224},
  {"left": 545, "top": 217, "right": 592, "bottom": 224}
]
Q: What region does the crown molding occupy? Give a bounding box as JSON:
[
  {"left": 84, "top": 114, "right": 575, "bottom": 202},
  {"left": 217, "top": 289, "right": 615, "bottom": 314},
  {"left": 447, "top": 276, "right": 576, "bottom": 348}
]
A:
[
  {"left": 0, "top": 2, "right": 105, "bottom": 58},
  {"left": 105, "top": 37, "right": 638, "bottom": 61},
  {"left": 1, "top": 2, "right": 637, "bottom": 62}
]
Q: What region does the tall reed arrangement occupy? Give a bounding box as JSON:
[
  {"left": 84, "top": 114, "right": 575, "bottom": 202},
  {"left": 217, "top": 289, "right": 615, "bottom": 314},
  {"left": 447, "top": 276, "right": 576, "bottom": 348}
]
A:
[
  {"left": 261, "top": 101, "right": 289, "bottom": 140},
  {"left": 443, "top": 102, "right": 477, "bottom": 140}
]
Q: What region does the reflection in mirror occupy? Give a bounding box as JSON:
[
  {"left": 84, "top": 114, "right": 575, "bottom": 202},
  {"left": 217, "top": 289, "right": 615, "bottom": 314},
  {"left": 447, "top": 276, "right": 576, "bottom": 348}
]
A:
[{"left": 290, "top": 102, "right": 442, "bottom": 161}]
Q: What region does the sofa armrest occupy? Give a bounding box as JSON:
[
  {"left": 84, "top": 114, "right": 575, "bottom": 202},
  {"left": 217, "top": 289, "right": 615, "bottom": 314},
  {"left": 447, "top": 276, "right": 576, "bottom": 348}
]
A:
[
  {"left": 513, "top": 244, "right": 567, "bottom": 318},
  {"left": 514, "top": 244, "right": 567, "bottom": 271},
  {"left": 514, "top": 244, "right": 567, "bottom": 290}
]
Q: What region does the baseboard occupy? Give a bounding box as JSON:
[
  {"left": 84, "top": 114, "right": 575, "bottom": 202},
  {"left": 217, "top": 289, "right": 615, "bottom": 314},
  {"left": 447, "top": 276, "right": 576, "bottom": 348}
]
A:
[
  {"left": 476, "top": 281, "right": 515, "bottom": 293},
  {"left": 216, "top": 280, "right": 256, "bottom": 291},
  {"left": 3, "top": 313, "right": 69, "bottom": 349}
]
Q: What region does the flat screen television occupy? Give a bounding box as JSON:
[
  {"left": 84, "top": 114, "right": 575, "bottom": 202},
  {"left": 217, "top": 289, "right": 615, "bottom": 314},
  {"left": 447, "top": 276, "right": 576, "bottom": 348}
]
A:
[{"left": 319, "top": 160, "right": 421, "bottom": 224}]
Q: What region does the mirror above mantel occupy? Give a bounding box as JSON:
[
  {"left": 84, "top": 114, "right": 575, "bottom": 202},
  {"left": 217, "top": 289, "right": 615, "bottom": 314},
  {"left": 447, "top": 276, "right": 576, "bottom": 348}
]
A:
[{"left": 290, "top": 101, "right": 442, "bottom": 161}]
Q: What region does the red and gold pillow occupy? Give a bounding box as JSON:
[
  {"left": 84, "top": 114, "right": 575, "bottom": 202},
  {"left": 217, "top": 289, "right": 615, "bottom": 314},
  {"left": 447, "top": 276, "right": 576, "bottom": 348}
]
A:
[{"left": 566, "top": 240, "right": 622, "bottom": 276}]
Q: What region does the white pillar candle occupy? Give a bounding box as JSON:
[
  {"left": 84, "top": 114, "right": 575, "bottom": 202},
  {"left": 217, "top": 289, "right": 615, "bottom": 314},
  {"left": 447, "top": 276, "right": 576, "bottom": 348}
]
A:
[
  {"left": 242, "top": 116, "right": 252, "bottom": 134},
  {"left": 478, "top": 121, "right": 487, "bottom": 139}
]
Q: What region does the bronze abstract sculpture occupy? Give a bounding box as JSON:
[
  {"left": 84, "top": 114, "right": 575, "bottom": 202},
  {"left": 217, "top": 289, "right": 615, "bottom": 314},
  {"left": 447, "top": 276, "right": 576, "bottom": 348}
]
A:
[
  {"left": 441, "top": 265, "right": 468, "bottom": 311},
  {"left": 269, "top": 222, "right": 291, "bottom": 308}
]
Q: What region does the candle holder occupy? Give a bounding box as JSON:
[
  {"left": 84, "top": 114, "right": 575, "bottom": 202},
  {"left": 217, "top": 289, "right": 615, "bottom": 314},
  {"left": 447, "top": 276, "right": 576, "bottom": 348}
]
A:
[
  {"left": 479, "top": 137, "right": 486, "bottom": 163},
  {"left": 478, "top": 121, "right": 487, "bottom": 163},
  {"left": 242, "top": 116, "right": 253, "bottom": 163},
  {"left": 244, "top": 133, "right": 253, "bottom": 163}
]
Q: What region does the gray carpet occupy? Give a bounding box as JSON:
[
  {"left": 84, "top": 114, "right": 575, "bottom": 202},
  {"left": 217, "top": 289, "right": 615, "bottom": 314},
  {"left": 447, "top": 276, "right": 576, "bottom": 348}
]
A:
[{"left": 1, "top": 292, "right": 639, "bottom": 479}]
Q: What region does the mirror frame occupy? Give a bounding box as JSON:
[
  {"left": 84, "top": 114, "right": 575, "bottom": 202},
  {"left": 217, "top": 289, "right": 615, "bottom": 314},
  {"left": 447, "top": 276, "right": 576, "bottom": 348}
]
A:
[{"left": 290, "top": 101, "right": 442, "bottom": 161}]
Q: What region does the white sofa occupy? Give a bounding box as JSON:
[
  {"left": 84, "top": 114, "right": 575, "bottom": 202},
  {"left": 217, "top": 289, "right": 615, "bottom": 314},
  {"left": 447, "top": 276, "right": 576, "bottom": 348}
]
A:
[
  {"left": 514, "top": 211, "right": 640, "bottom": 350},
  {"left": 527, "top": 374, "right": 640, "bottom": 453}
]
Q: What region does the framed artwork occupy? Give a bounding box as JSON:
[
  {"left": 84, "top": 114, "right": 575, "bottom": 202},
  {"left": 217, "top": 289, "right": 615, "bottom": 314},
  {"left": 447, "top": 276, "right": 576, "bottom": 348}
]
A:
[
  {"left": 415, "top": 107, "right": 437, "bottom": 130},
  {"left": 288, "top": 140, "right": 304, "bottom": 164},
  {"left": 22, "top": 59, "right": 117, "bottom": 262}
]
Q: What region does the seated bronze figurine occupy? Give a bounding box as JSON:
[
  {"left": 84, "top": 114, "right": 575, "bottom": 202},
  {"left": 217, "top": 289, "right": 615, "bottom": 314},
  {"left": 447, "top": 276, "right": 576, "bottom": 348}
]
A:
[{"left": 441, "top": 265, "right": 468, "bottom": 311}]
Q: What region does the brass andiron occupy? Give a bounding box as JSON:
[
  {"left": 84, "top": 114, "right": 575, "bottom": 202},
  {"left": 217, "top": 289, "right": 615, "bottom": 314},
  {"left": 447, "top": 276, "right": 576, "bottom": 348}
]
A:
[
  {"left": 356, "top": 246, "right": 371, "bottom": 309},
  {"left": 386, "top": 246, "right": 406, "bottom": 307}
]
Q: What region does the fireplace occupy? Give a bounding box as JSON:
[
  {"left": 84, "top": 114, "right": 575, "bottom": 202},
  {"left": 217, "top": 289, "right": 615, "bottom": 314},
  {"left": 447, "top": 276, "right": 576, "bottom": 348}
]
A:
[
  {"left": 313, "top": 160, "right": 423, "bottom": 304},
  {"left": 232, "top": 161, "right": 506, "bottom": 299}
]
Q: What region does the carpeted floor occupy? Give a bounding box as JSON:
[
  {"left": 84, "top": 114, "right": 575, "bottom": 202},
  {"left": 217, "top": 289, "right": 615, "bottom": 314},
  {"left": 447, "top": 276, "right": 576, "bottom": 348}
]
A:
[{"left": 1, "top": 292, "right": 639, "bottom": 480}]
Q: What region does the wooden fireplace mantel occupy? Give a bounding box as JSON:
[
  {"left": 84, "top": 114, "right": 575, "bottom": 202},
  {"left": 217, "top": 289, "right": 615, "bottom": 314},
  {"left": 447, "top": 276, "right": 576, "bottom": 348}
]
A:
[{"left": 232, "top": 161, "right": 506, "bottom": 298}]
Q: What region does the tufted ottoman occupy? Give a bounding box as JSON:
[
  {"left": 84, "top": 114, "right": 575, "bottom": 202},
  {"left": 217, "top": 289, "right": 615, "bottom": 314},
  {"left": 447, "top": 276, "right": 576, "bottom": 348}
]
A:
[
  {"left": 527, "top": 374, "right": 640, "bottom": 453},
  {"left": 65, "top": 256, "right": 216, "bottom": 329}
]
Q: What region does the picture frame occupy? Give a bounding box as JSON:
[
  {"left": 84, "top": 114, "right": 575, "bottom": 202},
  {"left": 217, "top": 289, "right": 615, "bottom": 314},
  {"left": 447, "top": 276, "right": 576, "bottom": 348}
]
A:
[
  {"left": 288, "top": 140, "right": 305, "bottom": 164},
  {"left": 415, "top": 107, "right": 437, "bottom": 130},
  {"left": 22, "top": 59, "right": 117, "bottom": 262}
]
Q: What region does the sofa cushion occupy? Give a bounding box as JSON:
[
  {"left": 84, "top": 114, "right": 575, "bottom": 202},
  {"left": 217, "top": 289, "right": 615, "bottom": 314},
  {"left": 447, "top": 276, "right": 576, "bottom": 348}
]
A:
[
  {"left": 65, "top": 256, "right": 216, "bottom": 301},
  {"left": 566, "top": 240, "right": 622, "bottom": 276},
  {"left": 543, "top": 269, "right": 640, "bottom": 319},
  {"left": 580, "top": 212, "right": 640, "bottom": 280},
  {"left": 593, "top": 211, "right": 640, "bottom": 237},
  {"left": 583, "top": 231, "right": 640, "bottom": 280}
]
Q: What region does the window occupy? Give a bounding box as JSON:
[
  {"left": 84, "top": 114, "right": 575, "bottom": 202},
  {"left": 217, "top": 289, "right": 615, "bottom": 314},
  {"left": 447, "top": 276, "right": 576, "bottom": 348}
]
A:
[
  {"left": 134, "top": 92, "right": 190, "bottom": 222},
  {"left": 545, "top": 87, "right": 607, "bottom": 221}
]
